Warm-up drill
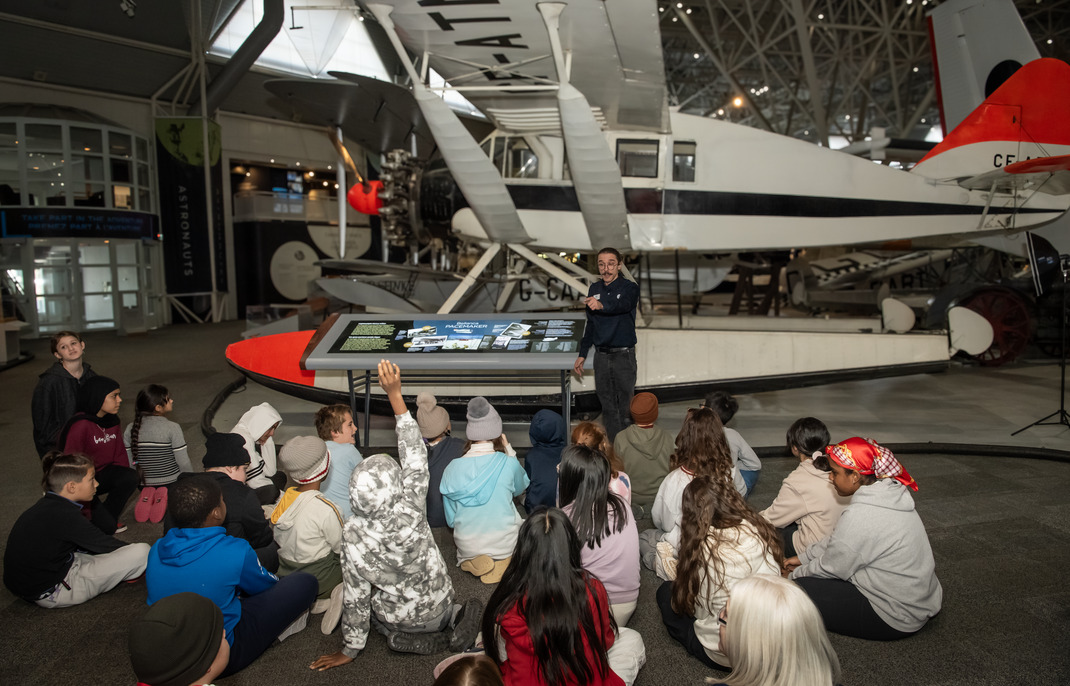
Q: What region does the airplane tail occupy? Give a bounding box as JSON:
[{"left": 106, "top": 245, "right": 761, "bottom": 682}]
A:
[
  {"left": 911, "top": 58, "right": 1070, "bottom": 185},
  {"left": 927, "top": 0, "right": 1039, "bottom": 136}
]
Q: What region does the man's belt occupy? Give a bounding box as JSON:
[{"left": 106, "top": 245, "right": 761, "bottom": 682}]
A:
[{"left": 596, "top": 346, "right": 634, "bottom": 354}]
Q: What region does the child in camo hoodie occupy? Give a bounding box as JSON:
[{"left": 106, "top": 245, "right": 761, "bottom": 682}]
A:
[{"left": 309, "top": 360, "right": 480, "bottom": 672}]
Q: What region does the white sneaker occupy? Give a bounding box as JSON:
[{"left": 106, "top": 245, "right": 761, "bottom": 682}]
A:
[
  {"left": 277, "top": 609, "right": 308, "bottom": 642},
  {"left": 311, "top": 598, "right": 331, "bottom": 614},
  {"left": 321, "top": 584, "right": 344, "bottom": 634}
]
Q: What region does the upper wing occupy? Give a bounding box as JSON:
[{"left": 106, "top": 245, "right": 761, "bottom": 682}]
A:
[{"left": 370, "top": 0, "right": 669, "bottom": 134}]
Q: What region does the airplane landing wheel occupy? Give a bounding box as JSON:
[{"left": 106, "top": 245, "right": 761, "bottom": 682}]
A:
[{"left": 960, "top": 287, "right": 1033, "bottom": 366}]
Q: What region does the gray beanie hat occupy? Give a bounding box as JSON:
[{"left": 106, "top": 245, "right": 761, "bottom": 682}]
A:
[
  {"left": 416, "top": 392, "right": 450, "bottom": 439},
  {"left": 278, "top": 435, "right": 331, "bottom": 484},
  {"left": 466, "top": 396, "right": 503, "bottom": 441}
]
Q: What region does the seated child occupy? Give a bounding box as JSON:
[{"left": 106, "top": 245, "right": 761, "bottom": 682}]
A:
[
  {"left": 440, "top": 396, "right": 529, "bottom": 584},
  {"left": 128, "top": 592, "right": 231, "bottom": 686},
  {"left": 483, "top": 507, "right": 646, "bottom": 686},
  {"left": 523, "top": 408, "right": 567, "bottom": 514},
  {"left": 703, "top": 391, "right": 761, "bottom": 497},
  {"left": 759, "top": 417, "right": 849, "bottom": 558},
  {"left": 147, "top": 475, "right": 318, "bottom": 677},
  {"left": 31, "top": 330, "right": 96, "bottom": 458},
  {"left": 416, "top": 392, "right": 465, "bottom": 528},
  {"left": 655, "top": 476, "right": 782, "bottom": 669},
  {"left": 309, "top": 360, "right": 481, "bottom": 672},
  {"left": 787, "top": 437, "right": 943, "bottom": 641},
  {"left": 4, "top": 452, "right": 149, "bottom": 608},
  {"left": 165, "top": 432, "right": 280, "bottom": 572},
  {"left": 613, "top": 392, "right": 674, "bottom": 509},
  {"left": 231, "top": 402, "right": 286, "bottom": 505},
  {"left": 315, "top": 404, "right": 363, "bottom": 520},
  {"left": 125, "top": 384, "right": 191, "bottom": 523},
  {"left": 558, "top": 444, "right": 640, "bottom": 626},
  {"left": 572, "top": 421, "right": 632, "bottom": 502},
  {"left": 272, "top": 435, "right": 345, "bottom": 632},
  {"left": 642, "top": 408, "right": 746, "bottom": 574},
  {"left": 60, "top": 375, "right": 138, "bottom": 534}
]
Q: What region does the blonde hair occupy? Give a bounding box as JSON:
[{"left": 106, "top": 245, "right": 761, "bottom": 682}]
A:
[{"left": 721, "top": 575, "right": 840, "bottom": 686}]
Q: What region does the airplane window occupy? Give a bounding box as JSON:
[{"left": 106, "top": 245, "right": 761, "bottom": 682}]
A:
[
  {"left": 505, "top": 138, "right": 538, "bottom": 179},
  {"left": 673, "top": 141, "right": 696, "bottom": 182},
  {"left": 616, "top": 139, "right": 659, "bottom": 178}
]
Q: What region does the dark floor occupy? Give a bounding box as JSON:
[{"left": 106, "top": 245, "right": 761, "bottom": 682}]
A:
[{"left": 1, "top": 321, "right": 1069, "bottom": 685}]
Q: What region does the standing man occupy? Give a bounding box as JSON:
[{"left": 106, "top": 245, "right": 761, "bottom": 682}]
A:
[{"left": 574, "top": 247, "right": 640, "bottom": 441}]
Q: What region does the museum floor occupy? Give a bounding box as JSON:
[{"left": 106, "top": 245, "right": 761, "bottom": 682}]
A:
[{"left": 1, "top": 320, "right": 1068, "bottom": 685}]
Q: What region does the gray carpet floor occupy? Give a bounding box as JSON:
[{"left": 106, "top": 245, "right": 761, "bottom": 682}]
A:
[{"left": 2, "top": 321, "right": 1069, "bottom": 685}]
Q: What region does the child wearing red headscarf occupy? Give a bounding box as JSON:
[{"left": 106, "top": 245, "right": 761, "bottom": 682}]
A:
[{"left": 784, "top": 437, "right": 942, "bottom": 640}]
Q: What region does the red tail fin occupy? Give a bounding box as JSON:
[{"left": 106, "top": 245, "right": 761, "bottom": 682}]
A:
[{"left": 915, "top": 58, "right": 1070, "bottom": 177}]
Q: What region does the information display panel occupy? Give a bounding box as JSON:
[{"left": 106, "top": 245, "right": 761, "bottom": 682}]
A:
[{"left": 305, "top": 313, "right": 586, "bottom": 371}]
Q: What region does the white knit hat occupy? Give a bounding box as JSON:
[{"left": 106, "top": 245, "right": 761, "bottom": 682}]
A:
[{"left": 278, "top": 436, "right": 331, "bottom": 484}]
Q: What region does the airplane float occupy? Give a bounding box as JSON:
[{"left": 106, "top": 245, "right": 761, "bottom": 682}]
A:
[{"left": 227, "top": 0, "right": 1070, "bottom": 416}]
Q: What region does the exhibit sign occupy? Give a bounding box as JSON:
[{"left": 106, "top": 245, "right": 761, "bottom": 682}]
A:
[
  {"left": 155, "top": 117, "right": 227, "bottom": 295},
  {"left": 306, "top": 313, "right": 586, "bottom": 371}
]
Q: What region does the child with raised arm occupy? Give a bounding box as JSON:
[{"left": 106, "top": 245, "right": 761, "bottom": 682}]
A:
[
  {"left": 759, "top": 417, "right": 849, "bottom": 558},
  {"left": 4, "top": 452, "right": 149, "bottom": 608},
  {"left": 309, "top": 360, "right": 480, "bottom": 672}
]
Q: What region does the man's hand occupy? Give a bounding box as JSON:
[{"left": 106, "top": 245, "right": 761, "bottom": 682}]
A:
[
  {"left": 309, "top": 651, "right": 353, "bottom": 671},
  {"left": 377, "top": 359, "right": 407, "bottom": 415},
  {"left": 584, "top": 296, "right": 603, "bottom": 311},
  {"left": 573, "top": 356, "right": 586, "bottom": 377}
]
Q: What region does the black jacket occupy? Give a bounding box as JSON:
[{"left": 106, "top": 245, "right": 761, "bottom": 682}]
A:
[
  {"left": 31, "top": 361, "right": 96, "bottom": 457},
  {"left": 4, "top": 493, "right": 126, "bottom": 600},
  {"left": 164, "top": 471, "right": 274, "bottom": 550}
]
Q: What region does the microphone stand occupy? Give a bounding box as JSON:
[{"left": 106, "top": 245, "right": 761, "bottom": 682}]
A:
[{"left": 1013, "top": 255, "right": 1070, "bottom": 435}]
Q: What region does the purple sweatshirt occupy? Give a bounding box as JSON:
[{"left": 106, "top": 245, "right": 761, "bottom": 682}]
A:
[{"left": 563, "top": 502, "right": 641, "bottom": 605}]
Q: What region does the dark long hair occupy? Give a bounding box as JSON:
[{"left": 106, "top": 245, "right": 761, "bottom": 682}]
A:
[
  {"left": 557, "top": 444, "right": 628, "bottom": 549},
  {"left": 130, "top": 384, "right": 169, "bottom": 461},
  {"left": 671, "top": 407, "right": 733, "bottom": 483},
  {"left": 786, "top": 417, "right": 832, "bottom": 471},
  {"left": 672, "top": 476, "right": 784, "bottom": 616},
  {"left": 482, "top": 508, "right": 616, "bottom": 686}
]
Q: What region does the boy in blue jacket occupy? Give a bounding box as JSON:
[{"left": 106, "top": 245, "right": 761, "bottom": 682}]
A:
[{"left": 146, "top": 474, "right": 317, "bottom": 677}]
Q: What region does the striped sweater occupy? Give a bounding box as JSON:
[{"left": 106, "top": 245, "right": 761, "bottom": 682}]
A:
[{"left": 123, "top": 415, "right": 191, "bottom": 486}]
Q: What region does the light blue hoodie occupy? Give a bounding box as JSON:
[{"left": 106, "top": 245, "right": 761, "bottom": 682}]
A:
[{"left": 439, "top": 447, "right": 529, "bottom": 563}]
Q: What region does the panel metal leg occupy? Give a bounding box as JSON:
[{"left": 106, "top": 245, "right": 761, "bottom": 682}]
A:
[
  {"left": 347, "top": 369, "right": 359, "bottom": 446},
  {"left": 364, "top": 369, "right": 372, "bottom": 449},
  {"left": 561, "top": 369, "right": 572, "bottom": 429}
]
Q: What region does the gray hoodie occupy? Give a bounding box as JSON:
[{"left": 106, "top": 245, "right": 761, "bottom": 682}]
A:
[{"left": 792, "top": 478, "right": 942, "bottom": 632}]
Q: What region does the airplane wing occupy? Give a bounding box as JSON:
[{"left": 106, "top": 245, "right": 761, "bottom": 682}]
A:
[
  {"left": 957, "top": 154, "right": 1070, "bottom": 195},
  {"left": 367, "top": 0, "right": 669, "bottom": 134}
]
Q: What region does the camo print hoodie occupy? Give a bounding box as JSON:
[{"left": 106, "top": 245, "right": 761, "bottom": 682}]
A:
[{"left": 339, "top": 412, "right": 454, "bottom": 658}]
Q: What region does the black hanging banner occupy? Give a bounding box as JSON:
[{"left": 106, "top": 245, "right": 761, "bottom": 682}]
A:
[{"left": 155, "top": 117, "right": 226, "bottom": 295}]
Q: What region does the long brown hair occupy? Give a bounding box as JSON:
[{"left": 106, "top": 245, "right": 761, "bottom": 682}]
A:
[
  {"left": 671, "top": 475, "right": 784, "bottom": 616},
  {"left": 671, "top": 407, "right": 733, "bottom": 482},
  {"left": 570, "top": 421, "right": 624, "bottom": 478}
]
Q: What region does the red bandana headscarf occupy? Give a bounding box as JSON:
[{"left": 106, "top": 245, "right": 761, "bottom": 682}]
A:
[{"left": 826, "top": 437, "right": 918, "bottom": 491}]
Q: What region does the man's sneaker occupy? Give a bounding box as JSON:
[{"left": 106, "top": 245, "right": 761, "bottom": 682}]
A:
[
  {"left": 386, "top": 629, "right": 451, "bottom": 655},
  {"left": 114, "top": 522, "right": 128, "bottom": 534},
  {"left": 321, "top": 583, "right": 344, "bottom": 634},
  {"left": 277, "top": 610, "right": 308, "bottom": 642},
  {"left": 449, "top": 599, "right": 483, "bottom": 651}
]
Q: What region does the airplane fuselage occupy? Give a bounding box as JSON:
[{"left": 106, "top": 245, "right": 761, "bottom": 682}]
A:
[{"left": 447, "top": 110, "right": 1068, "bottom": 252}]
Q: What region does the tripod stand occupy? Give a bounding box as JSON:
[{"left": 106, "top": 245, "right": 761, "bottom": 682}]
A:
[{"left": 1013, "top": 255, "right": 1070, "bottom": 435}]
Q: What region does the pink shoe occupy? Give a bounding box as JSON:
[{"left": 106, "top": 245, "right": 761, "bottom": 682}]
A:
[
  {"left": 134, "top": 486, "right": 156, "bottom": 523},
  {"left": 148, "top": 487, "right": 168, "bottom": 523}
]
